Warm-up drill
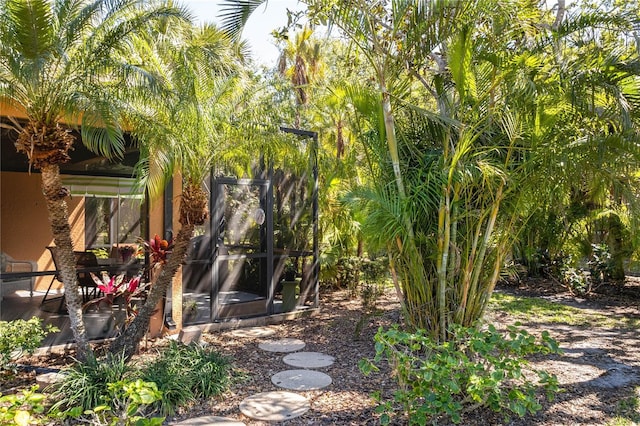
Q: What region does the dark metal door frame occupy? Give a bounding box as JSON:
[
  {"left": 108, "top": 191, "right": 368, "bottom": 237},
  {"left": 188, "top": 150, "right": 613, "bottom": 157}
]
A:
[{"left": 210, "top": 177, "right": 273, "bottom": 320}]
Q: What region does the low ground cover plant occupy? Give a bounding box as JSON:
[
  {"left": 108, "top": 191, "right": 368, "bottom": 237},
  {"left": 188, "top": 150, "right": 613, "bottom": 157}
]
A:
[
  {"left": 58, "top": 379, "right": 164, "bottom": 426},
  {"left": 140, "top": 340, "right": 231, "bottom": 415},
  {"left": 0, "top": 385, "right": 48, "bottom": 426},
  {"left": 51, "top": 341, "right": 231, "bottom": 419},
  {"left": 360, "top": 324, "right": 561, "bottom": 425}
]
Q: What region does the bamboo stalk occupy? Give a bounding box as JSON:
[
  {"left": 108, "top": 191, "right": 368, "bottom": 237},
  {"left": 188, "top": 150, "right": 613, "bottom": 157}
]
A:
[
  {"left": 437, "top": 185, "right": 452, "bottom": 342},
  {"left": 465, "top": 184, "right": 504, "bottom": 325}
]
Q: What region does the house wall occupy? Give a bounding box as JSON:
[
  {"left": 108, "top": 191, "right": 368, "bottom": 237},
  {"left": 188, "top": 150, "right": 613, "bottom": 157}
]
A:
[
  {"left": 171, "top": 175, "right": 183, "bottom": 328},
  {"left": 0, "top": 171, "right": 85, "bottom": 290}
]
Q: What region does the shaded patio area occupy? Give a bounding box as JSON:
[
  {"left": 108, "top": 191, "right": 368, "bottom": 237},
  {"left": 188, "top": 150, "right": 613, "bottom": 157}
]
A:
[
  {"left": 1, "top": 284, "right": 315, "bottom": 349},
  {"left": 1, "top": 289, "right": 90, "bottom": 347}
]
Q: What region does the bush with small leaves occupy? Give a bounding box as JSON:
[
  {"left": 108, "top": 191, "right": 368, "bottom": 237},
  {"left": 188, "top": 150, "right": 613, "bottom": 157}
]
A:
[
  {"left": 359, "top": 324, "right": 561, "bottom": 425},
  {"left": 58, "top": 379, "right": 164, "bottom": 426},
  {"left": 0, "top": 385, "right": 49, "bottom": 426},
  {"left": 335, "top": 257, "right": 362, "bottom": 296},
  {"left": 0, "top": 318, "right": 58, "bottom": 371}
]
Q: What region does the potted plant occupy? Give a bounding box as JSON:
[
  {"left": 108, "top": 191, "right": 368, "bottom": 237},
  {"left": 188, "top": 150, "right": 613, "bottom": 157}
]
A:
[
  {"left": 83, "top": 273, "right": 147, "bottom": 338},
  {"left": 183, "top": 298, "right": 199, "bottom": 323},
  {"left": 283, "top": 258, "right": 298, "bottom": 281},
  {"left": 281, "top": 258, "right": 300, "bottom": 312}
]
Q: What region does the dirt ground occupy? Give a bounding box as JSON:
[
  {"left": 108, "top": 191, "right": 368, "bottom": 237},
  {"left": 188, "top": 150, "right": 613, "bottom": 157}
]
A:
[{"left": 4, "top": 279, "right": 640, "bottom": 425}]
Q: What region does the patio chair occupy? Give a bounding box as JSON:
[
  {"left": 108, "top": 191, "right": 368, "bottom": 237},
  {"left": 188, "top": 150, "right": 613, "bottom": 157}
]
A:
[
  {"left": 0, "top": 252, "right": 36, "bottom": 302},
  {"left": 41, "top": 247, "right": 100, "bottom": 311}
]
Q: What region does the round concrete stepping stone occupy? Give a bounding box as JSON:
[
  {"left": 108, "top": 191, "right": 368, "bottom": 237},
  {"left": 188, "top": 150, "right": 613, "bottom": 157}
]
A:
[
  {"left": 229, "top": 327, "right": 276, "bottom": 338},
  {"left": 271, "top": 369, "right": 333, "bottom": 390},
  {"left": 239, "top": 391, "right": 309, "bottom": 421},
  {"left": 171, "top": 416, "right": 245, "bottom": 425},
  {"left": 258, "top": 338, "right": 305, "bottom": 353},
  {"left": 283, "top": 351, "right": 335, "bottom": 368}
]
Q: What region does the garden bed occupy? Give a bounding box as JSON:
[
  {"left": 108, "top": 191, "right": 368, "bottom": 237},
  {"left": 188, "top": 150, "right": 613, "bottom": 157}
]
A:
[{"left": 3, "top": 279, "right": 640, "bottom": 425}]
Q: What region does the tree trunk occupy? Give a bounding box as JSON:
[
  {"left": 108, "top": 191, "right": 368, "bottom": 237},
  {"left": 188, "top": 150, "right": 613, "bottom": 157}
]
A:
[
  {"left": 109, "top": 223, "right": 195, "bottom": 359},
  {"left": 40, "top": 164, "right": 92, "bottom": 361},
  {"left": 336, "top": 119, "right": 344, "bottom": 159}
]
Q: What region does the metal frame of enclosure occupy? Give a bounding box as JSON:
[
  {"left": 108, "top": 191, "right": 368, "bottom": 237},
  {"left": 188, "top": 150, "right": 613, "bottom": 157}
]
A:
[{"left": 178, "top": 127, "right": 319, "bottom": 323}]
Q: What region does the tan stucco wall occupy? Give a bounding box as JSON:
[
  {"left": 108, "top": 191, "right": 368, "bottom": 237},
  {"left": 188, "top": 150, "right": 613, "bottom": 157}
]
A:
[
  {"left": 0, "top": 171, "right": 85, "bottom": 290},
  {"left": 148, "top": 191, "right": 164, "bottom": 241},
  {"left": 171, "top": 175, "right": 183, "bottom": 329}
]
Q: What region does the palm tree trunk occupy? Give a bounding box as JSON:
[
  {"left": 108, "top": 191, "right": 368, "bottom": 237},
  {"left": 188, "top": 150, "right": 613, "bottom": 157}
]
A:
[
  {"left": 40, "top": 164, "right": 92, "bottom": 361},
  {"left": 109, "top": 223, "right": 195, "bottom": 359}
]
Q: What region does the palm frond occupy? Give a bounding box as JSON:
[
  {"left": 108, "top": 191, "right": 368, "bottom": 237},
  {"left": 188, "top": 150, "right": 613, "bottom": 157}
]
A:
[
  {"left": 4, "top": 0, "right": 53, "bottom": 59},
  {"left": 217, "top": 0, "right": 266, "bottom": 39}
]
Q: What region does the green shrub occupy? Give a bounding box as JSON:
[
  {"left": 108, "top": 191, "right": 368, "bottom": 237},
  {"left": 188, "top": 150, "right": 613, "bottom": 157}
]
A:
[
  {"left": 335, "top": 256, "right": 362, "bottom": 296},
  {"left": 0, "top": 386, "right": 48, "bottom": 426},
  {"left": 0, "top": 318, "right": 58, "bottom": 370},
  {"left": 360, "top": 258, "right": 388, "bottom": 285},
  {"left": 588, "top": 243, "right": 615, "bottom": 284},
  {"left": 187, "top": 345, "right": 231, "bottom": 398},
  {"left": 360, "top": 258, "right": 388, "bottom": 310},
  {"left": 560, "top": 264, "right": 590, "bottom": 296},
  {"left": 51, "top": 342, "right": 231, "bottom": 418},
  {"left": 139, "top": 353, "right": 194, "bottom": 415},
  {"left": 59, "top": 379, "right": 164, "bottom": 426},
  {"left": 51, "top": 353, "right": 133, "bottom": 411},
  {"left": 359, "top": 324, "right": 561, "bottom": 425},
  {"left": 140, "top": 341, "right": 230, "bottom": 415}
]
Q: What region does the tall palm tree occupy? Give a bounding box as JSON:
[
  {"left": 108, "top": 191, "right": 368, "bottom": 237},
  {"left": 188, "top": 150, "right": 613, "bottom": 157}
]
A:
[
  {"left": 277, "top": 26, "right": 323, "bottom": 128},
  {"left": 108, "top": 23, "right": 244, "bottom": 359},
  {"left": 0, "top": 0, "right": 186, "bottom": 360}
]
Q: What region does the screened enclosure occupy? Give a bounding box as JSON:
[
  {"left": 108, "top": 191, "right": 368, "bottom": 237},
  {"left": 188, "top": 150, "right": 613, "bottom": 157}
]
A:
[{"left": 174, "top": 128, "right": 318, "bottom": 323}]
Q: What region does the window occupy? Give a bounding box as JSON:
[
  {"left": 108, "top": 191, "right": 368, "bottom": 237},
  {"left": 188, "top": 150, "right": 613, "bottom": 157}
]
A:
[{"left": 85, "top": 197, "right": 144, "bottom": 249}]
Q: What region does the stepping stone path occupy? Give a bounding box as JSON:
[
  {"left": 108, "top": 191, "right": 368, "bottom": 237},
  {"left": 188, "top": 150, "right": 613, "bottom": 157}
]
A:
[
  {"left": 271, "top": 369, "right": 333, "bottom": 390},
  {"left": 258, "top": 337, "right": 306, "bottom": 353},
  {"left": 169, "top": 331, "right": 336, "bottom": 424},
  {"left": 239, "top": 335, "right": 336, "bottom": 422},
  {"left": 239, "top": 391, "right": 310, "bottom": 421}
]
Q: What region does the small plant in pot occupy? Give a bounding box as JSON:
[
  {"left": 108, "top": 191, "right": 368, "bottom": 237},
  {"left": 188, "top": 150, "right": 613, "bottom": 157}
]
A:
[
  {"left": 283, "top": 259, "right": 298, "bottom": 282},
  {"left": 183, "top": 298, "right": 198, "bottom": 322}
]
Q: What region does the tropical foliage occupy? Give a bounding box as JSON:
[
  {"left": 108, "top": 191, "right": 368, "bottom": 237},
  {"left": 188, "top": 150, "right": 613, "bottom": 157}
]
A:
[
  {"left": 0, "top": 0, "right": 187, "bottom": 360},
  {"left": 1, "top": 0, "right": 640, "bottom": 422},
  {"left": 273, "top": 0, "right": 640, "bottom": 340},
  {"left": 101, "top": 14, "right": 251, "bottom": 358}
]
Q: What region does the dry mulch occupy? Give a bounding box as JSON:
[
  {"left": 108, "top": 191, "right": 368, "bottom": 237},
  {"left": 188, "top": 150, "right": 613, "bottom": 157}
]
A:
[
  {"left": 168, "top": 289, "right": 400, "bottom": 425},
  {"left": 4, "top": 280, "right": 640, "bottom": 425}
]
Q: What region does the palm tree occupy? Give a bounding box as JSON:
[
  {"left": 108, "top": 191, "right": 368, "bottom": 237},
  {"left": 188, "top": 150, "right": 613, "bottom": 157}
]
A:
[
  {"left": 513, "top": 4, "right": 640, "bottom": 279},
  {"left": 108, "top": 23, "right": 244, "bottom": 359},
  {"left": 219, "top": 0, "right": 640, "bottom": 341},
  {"left": 276, "top": 26, "right": 323, "bottom": 128},
  {"left": 0, "top": 0, "right": 186, "bottom": 360}
]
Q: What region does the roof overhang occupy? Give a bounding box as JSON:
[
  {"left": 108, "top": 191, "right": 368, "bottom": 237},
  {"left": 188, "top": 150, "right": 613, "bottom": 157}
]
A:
[{"left": 1, "top": 120, "right": 139, "bottom": 178}]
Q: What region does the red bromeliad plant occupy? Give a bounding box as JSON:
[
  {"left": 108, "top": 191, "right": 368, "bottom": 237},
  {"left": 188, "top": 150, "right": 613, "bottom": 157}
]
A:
[
  {"left": 84, "top": 273, "right": 147, "bottom": 328},
  {"left": 140, "top": 234, "right": 173, "bottom": 265}
]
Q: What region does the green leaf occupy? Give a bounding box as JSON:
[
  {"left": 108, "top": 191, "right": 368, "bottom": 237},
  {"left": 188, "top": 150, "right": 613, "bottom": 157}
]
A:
[{"left": 14, "top": 410, "right": 31, "bottom": 426}]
